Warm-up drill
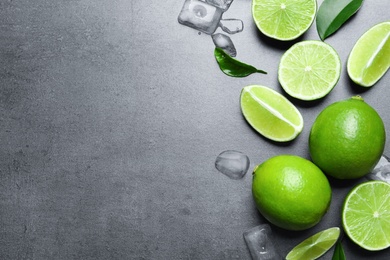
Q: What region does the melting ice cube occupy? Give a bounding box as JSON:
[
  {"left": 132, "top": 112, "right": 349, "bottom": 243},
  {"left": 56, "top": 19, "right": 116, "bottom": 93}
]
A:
[
  {"left": 178, "top": 0, "right": 224, "bottom": 35},
  {"left": 178, "top": 0, "right": 243, "bottom": 35},
  {"left": 215, "top": 150, "right": 250, "bottom": 179},
  {"left": 219, "top": 18, "right": 244, "bottom": 34},
  {"left": 243, "top": 224, "right": 282, "bottom": 260},
  {"left": 212, "top": 33, "right": 237, "bottom": 57},
  {"left": 366, "top": 155, "right": 390, "bottom": 183},
  {"left": 206, "top": 0, "right": 234, "bottom": 11}
]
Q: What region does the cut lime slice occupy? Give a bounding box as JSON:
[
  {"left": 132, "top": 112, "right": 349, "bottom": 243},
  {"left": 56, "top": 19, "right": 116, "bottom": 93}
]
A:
[
  {"left": 278, "top": 40, "right": 341, "bottom": 101},
  {"left": 252, "top": 0, "right": 317, "bottom": 41},
  {"left": 342, "top": 181, "right": 390, "bottom": 251},
  {"left": 285, "top": 227, "right": 340, "bottom": 260},
  {"left": 347, "top": 21, "right": 390, "bottom": 87},
  {"left": 240, "top": 85, "right": 303, "bottom": 142}
]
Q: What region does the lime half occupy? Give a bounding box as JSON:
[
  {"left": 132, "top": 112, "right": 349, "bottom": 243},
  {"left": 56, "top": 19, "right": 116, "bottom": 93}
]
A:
[
  {"left": 347, "top": 21, "right": 390, "bottom": 87},
  {"left": 278, "top": 40, "right": 341, "bottom": 101},
  {"left": 342, "top": 181, "right": 390, "bottom": 251},
  {"left": 252, "top": 0, "right": 317, "bottom": 41},
  {"left": 286, "top": 227, "right": 340, "bottom": 260},
  {"left": 240, "top": 85, "right": 303, "bottom": 142}
]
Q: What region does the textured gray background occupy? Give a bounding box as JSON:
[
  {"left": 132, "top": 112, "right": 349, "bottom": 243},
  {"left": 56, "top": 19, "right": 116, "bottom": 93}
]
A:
[{"left": 0, "top": 0, "right": 389, "bottom": 259}]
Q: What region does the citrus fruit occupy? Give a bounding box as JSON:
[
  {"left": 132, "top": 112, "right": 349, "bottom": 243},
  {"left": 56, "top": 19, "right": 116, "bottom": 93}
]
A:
[
  {"left": 342, "top": 181, "right": 390, "bottom": 251},
  {"left": 347, "top": 21, "right": 390, "bottom": 87},
  {"left": 252, "top": 0, "right": 317, "bottom": 41},
  {"left": 309, "top": 96, "right": 386, "bottom": 179},
  {"left": 285, "top": 227, "right": 340, "bottom": 260},
  {"left": 252, "top": 155, "right": 332, "bottom": 231},
  {"left": 278, "top": 40, "right": 341, "bottom": 100},
  {"left": 240, "top": 85, "right": 303, "bottom": 142}
]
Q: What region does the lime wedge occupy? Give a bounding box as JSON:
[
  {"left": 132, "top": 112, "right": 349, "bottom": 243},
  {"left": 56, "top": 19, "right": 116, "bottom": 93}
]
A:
[
  {"left": 347, "top": 21, "right": 390, "bottom": 87},
  {"left": 240, "top": 85, "right": 303, "bottom": 142},
  {"left": 278, "top": 40, "right": 341, "bottom": 101},
  {"left": 285, "top": 227, "right": 340, "bottom": 260},
  {"left": 342, "top": 181, "right": 390, "bottom": 251},
  {"left": 252, "top": 0, "right": 317, "bottom": 41}
]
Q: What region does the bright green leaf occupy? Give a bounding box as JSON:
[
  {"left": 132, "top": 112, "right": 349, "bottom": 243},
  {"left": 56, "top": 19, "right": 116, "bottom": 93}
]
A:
[
  {"left": 317, "top": 0, "right": 364, "bottom": 40},
  {"left": 214, "top": 48, "right": 267, "bottom": 77},
  {"left": 332, "top": 240, "right": 346, "bottom": 260}
]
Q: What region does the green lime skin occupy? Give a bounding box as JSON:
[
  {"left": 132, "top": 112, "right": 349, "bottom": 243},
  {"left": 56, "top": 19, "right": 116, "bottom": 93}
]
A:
[
  {"left": 252, "top": 155, "right": 332, "bottom": 231},
  {"left": 309, "top": 96, "right": 386, "bottom": 179}
]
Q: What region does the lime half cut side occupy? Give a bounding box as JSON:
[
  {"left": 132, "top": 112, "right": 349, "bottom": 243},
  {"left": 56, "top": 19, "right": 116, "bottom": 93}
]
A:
[
  {"left": 278, "top": 40, "right": 341, "bottom": 101},
  {"left": 285, "top": 227, "right": 340, "bottom": 260},
  {"left": 342, "top": 181, "right": 390, "bottom": 251},
  {"left": 347, "top": 21, "right": 390, "bottom": 87},
  {"left": 240, "top": 85, "right": 303, "bottom": 142},
  {"left": 252, "top": 0, "right": 317, "bottom": 41}
]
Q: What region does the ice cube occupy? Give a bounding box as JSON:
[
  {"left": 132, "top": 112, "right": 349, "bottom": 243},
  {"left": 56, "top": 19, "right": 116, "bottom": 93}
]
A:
[
  {"left": 215, "top": 150, "right": 249, "bottom": 179},
  {"left": 212, "top": 33, "right": 237, "bottom": 57},
  {"left": 206, "top": 0, "right": 234, "bottom": 11},
  {"left": 219, "top": 18, "right": 244, "bottom": 34},
  {"left": 366, "top": 155, "right": 390, "bottom": 184},
  {"left": 178, "top": 0, "right": 224, "bottom": 35},
  {"left": 243, "top": 224, "right": 282, "bottom": 260}
]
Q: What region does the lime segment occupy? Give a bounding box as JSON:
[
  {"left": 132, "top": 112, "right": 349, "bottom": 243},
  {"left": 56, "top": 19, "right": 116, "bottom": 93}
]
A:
[
  {"left": 285, "top": 227, "right": 340, "bottom": 260},
  {"left": 342, "top": 181, "right": 390, "bottom": 251},
  {"left": 347, "top": 21, "right": 390, "bottom": 87},
  {"left": 252, "top": 0, "right": 317, "bottom": 41},
  {"left": 278, "top": 40, "right": 341, "bottom": 100},
  {"left": 240, "top": 85, "right": 303, "bottom": 142}
]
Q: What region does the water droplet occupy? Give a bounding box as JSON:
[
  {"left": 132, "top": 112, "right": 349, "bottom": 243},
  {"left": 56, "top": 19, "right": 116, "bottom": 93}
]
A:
[{"left": 215, "top": 150, "right": 250, "bottom": 179}]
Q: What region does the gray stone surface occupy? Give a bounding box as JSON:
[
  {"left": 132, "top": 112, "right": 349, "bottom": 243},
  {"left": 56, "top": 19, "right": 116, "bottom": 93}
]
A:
[{"left": 0, "top": 0, "right": 389, "bottom": 259}]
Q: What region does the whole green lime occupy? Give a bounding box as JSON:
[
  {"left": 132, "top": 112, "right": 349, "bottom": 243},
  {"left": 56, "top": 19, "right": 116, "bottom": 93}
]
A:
[
  {"left": 252, "top": 155, "right": 332, "bottom": 231},
  {"left": 309, "top": 96, "right": 386, "bottom": 179}
]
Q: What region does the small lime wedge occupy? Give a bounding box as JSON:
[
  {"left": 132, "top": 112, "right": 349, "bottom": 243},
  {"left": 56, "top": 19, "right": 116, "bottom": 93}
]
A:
[
  {"left": 252, "top": 0, "right": 317, "bottom": 41},
  {"left": 285, "top": 227, "right": 340, "bottom": 260},
  {"left": 240, "top": 85, "right": 303, "bottom": 142},
  {"left": 347, "top": 21, "right": 390, "bottom": 87},
  {"left": 278, "top": 40, "right": 341, "bottom": 100},
  {"left": 342, "top": 181, "right": 390, "bottom": 251}
]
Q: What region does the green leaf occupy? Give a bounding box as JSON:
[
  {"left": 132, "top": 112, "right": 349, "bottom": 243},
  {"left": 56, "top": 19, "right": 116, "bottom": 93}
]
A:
[
  {"left": 316, "top": 0, "right": 364, "bottom": 40},
  {"left": 332, "top": 241, "right": 346, "bottom": 260},
  {"left": 214, "top": 48, "right": 267, "bottom": 77}
]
